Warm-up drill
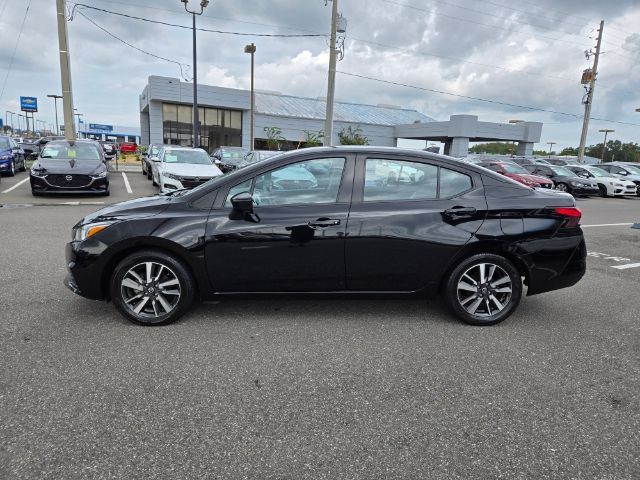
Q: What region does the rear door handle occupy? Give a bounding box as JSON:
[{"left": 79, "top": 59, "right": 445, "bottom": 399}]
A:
[
  {"left": 444, "top": 206, "right": 477, "bottom": 218},
  {"left": 308, "top": 217, "right": 341, "bottom": 228}
]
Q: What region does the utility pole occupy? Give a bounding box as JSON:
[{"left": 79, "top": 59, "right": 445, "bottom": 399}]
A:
[
  {"left": 48, "top": 94, "right": 63, "bottom": 136},
  {"left": 547, "top": 141, "right": 556, "bottom": 157},
  {"left": 56, "top": 0, "right": 76, "bottom": 141},
  {"left": 578, "top": 20, "right": 604, "bottom": 164},
  {"left": 244, "top": 43, "right": 256, "bottom": 150},
  {"left": 323, "top": 0, "right": 339, "bottom": 146}
]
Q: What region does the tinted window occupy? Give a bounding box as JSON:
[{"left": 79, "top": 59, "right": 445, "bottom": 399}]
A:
[
  {"left": 440, "top": 167, "right": 472, "bottom": 197},
  {"left": 40, "top": 144, "right": 100, "bottom": 160},
  {"left": 253, "top": 158, "right": 345, "bottom": 206},
  {"left": 364, "top": 159, "right": 437, "bottom": 201}
]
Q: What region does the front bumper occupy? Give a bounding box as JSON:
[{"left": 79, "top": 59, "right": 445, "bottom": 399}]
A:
[
  {"left": 30, "top": 174, "right": 109, "bottom": 194},
  {"left": 570, "top": 185, "right": 599, "bottom": 196},
  {"left": 65, "top": 240, "right": 108, "bottom": 300},
  {"left": 0, "top": 158, "right": 13, "bottom": 171}
]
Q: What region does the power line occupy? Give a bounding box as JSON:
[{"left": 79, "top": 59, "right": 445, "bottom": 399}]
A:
[
  {"left": 0, "top": 0, "right": 32, "bottom": 103},
  {"left": 68, "top": 3, "right": 327, "bottom": 38},
  {"left": 76, "top": 11, "right": 192, "bottom": 81},
  {"left": 336, "top": 71, "right": 640, "bottom": 127}
]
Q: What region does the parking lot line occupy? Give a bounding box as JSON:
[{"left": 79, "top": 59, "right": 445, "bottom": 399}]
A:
[
  {"left": 122, "top": 172, "right": 133, "bottom": 194},
  {"left": 582, "top": 223, "right": 634, "bottom": 228},
  {"left": 1, "top": 177, "right": 30, "bottom": 194},
  {"left": 611, "top": 262, "right": 640, "bottom": 270}
]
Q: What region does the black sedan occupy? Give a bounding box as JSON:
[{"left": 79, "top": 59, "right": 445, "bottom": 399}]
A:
[
  {"left": 211, "top": 146, "right": 249, "bottom": 173},
  {"left": 523, "top": 164, "right": 599, "bottom": 195},
  {"left": 30, "top": 139, "right": 109, "bottom": 196},
  {"left": 65, "top": 147, "right": 586, "bottom": 327}
]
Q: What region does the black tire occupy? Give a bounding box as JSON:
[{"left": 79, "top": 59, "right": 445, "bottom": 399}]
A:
[
  {"left": 152, "top": 173, "right": 157, "bottom": 186},
  {"left": 7, "top": 161, "right": 15, "bottom": 177},
  {"left": 443, "top": 253, "right": 523, "bottom": 326},
  {"left": 31, "top": 190, "right": 42, "bottom": 197},
  {"left": 101, "top": 188, "right": 110, "bottom": 197},
  {"left": 555, "top": 182, "right": 569, "bottom": 193},
  {"left": 147, "top": 169, "right": 152, "bottom": 180},
  {"left": 110, "top": 250, "right": 196, "bottom": 326},
  {"left": 598, "top": 184, "right": 608, "bottom": 198},
  {"left": 20, "top": 159, "right": 27, "bottom": 172},
  {"left": 142, "top": 161, "right": 146, "bottom": 175}
]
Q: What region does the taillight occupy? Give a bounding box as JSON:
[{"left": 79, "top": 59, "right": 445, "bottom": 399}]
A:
[{"left": 552, "top": 207, "right": 582, "bottom": 228}]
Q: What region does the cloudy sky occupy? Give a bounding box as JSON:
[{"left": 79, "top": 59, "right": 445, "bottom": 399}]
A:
[{"left": 1, "top": 0, "right": 639, "bottom": 150}]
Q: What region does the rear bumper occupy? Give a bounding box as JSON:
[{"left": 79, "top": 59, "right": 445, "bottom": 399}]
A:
[{"left": 525, "top": 235, "right": 587, "bottom": 296}]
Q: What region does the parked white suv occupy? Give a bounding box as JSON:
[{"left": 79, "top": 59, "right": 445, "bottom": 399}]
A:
[
  {"left": 151, "top": 147, "right": 223, "bottom": 193},
  {"left": 567, "top": 165, "right": 637, "bottom": 197}
]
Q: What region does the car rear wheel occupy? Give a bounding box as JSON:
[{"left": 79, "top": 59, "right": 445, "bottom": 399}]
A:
[
  {"left": 555, "top": 182, "right": 568, "bottom": 192},
  {"left": 20, "top": 159, "right": 27, "bottom": 172},
  {"left": 111, "top": 251, "right": 196, "bottom": 326},
  {"left": 444, "top": 254, "right": 522, "bottom": 326}
]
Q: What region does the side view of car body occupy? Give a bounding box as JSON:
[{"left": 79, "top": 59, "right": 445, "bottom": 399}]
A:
[
  {"left": 99, "top": 141, "right": 117, "bottom": 161},
  {"left": 141, "top": 143, "right": 170, "bottom": 179},
  {"left": 119, "top": 142, "right": 138, "bottom": 153},
  {"left": 566, "top": 165, "right": 636, "bottom": 197},
  {"left": 476, "top": 160, "right": 554, "bottom": 189},
  {"left": 0, "top": 135, "right": 27, "bottom": 176},
  {"left": 211, "top": 146, "right": 249, "bottom": 172},
  {"left": 151, "top": 146, "right": 223, "bottom": 193},
  {"left": 523, "top": 164, "right": 599, "bottom": 195},
  {"left": 65, "top": 146, "right": 586, "bottom": 327}
]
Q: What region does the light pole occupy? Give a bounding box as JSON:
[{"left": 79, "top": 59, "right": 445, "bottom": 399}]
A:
[
  {"left": 244, "top": 43, "right": 256, "bottom": 150},
  {"left": 598, "top": 128, "right": 614, "bottom": 162},
  {"left": 547, "top": 141, "right": 556, "bottom": 157},
  {"left": 74, "top": 111, "right": 83, "bottom": 138},
  {"left": 47, "top": 94, "right": 63, "bottom": 136},
  {"left": 5, "top": 111, "right": 16, "bottom": 133},
  {"left": 181, "top": 0, "right": 209, "bottom": 148},
  {"left": 323, "top": 1, "right": 347, "bottom": 146}
]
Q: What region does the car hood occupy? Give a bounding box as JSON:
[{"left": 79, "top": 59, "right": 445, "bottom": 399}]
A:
[
  {"left": 508, "top": 173, "right": 552, "bottom": 184},
  {"left": 82, "top": 195, "right": 172, "bottom": 224},
  {"left": 33, "top": 157, "right": 105, "bottom": 175},
  {"left": 162, "top": 163, "right": 223, "bottom": 177}
]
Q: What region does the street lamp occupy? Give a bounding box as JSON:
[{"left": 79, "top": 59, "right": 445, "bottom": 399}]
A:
[
  {"left": 547, "top": 141, "right": 556, "bottom": 157},
  {"left": 244, "top": 43, "right": 256, "bottom": 150},
  {"left": 47, "top": 94, "right": 63, "bottom": 136},
  {"left": 74, "top": 111, "right": 83, "bottom": 138},
  {"left": 5, "top": 111, "right": 16, "bottom": 133},
  {"left": 181, "top": 0, "right": 210, "bottom": 148},
  {"left": 598, "top": 128, "right": 614, "bottom": 162}
]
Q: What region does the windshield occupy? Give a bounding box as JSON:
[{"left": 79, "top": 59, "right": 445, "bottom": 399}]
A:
[
  {"left": 0, "top": 138, "right": 10, "bottom": 149},
  {"left": 221, "top": 149, "right": 246, "bottom": 159},
  {"left": 623, "top": 165, "right": 640, "bottom": 175},
  {"left": 163, "top": 149, "right": 212, "bottom": 165},
  {"left": 550, "top": 166, "right": 575, "bottom": 176},
  {"left": 499, "top": 163, "right": 528, "bottom": 174},
  {"left": 583, "top": 167, "right": 607, "bottom": 177},
  {"left": 40, "top": 144, "right": 101, "bottom": 160}
]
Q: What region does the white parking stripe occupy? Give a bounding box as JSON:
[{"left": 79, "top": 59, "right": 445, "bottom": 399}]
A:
[
  {"left": 1, "top": 177, "right": 30, "bottom": 194},
  {"left": 582, "top": 223, "right": 634, "bottom": 228},
  {"left": 121, "top": 172, "right": 132, "bottom": 194},
  {"left": 611, "top": 263, "right": 640, "bottom": 270}
]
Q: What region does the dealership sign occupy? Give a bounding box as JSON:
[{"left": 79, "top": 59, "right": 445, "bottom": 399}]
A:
[
  {"left": 89, "top": 123, "right": 113, "bottom": 132},
  {"left": 20, "top": 96, "right": 38, "bottom": 112}
]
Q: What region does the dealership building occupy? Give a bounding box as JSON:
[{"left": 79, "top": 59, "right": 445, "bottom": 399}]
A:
[{"left": 139, "top": 75, "right": 543, "bottom": 156}]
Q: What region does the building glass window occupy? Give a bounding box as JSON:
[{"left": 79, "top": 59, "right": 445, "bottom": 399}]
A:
[{"left": 162, "top": 103, "right": 242, "bottom": 152}]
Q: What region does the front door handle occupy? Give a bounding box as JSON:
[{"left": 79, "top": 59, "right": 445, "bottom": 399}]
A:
[
  {"left": 444, "top": 206, "right": 477, "bottom": 218},
  {"left": 308, "top": 217, "right": 341, "bottom": 229}
]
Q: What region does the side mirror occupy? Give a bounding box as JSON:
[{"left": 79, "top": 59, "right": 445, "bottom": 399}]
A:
[
  {"left": 151, "top": 156, "right": 160, "bottom": 162},
  {"left": 229, "top": 192, "right": 259, "bottom": 222}
]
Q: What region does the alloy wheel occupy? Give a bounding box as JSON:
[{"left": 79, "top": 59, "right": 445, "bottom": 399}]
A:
[
  {"left": 456, "top": 263, "right": 513, "bottom": 317},
  {"left": 556, "top": 183, "right": 568, "bottom": 192},
  {"left": 120, "top": 261, "right": 181, "bottom": 319}
]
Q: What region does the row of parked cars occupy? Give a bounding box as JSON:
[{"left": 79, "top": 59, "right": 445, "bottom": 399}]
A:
[
  {"left": 465, "top": 156, "right": 640, "bottom": 198},
  {"left": 140, "top": 145, "right": 282, "bottom": 194}
]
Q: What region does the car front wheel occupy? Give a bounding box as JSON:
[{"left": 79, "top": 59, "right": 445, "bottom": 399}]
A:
[
  {"left": 7, "top": 160, "right": 15, "bottom": 177},
  {"left": 555, "top": 182, "right": 568, "bottom": 192},
  {"left": 111, "top": 251, "right": 196, "bottom": 326},
  {"left": 444, "top": 253, "right": 522, "bottom": 326}
]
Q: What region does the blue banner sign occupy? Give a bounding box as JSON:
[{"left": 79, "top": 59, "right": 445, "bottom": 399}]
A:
[
  {"left": 89, "top": 123, "right": 113, "bottom": 132},
  {"left": 20, "top": 96, "right": 38, "bottom": 112}
]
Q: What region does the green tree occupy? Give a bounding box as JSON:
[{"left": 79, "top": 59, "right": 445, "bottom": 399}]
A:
[
  {"left": 263, "top": 126, "right": 285, "bottom": 150},
  {"left": 560, "top": 147, "right": 578, "bottom": 156},
  {"left": 338, "top": 125, "right": 370, "bottom": 145},
  {"left": 468, "top": 142, "right": 516, "bottom": 155},
  {"left": 297, "top": 130, "right": 324, "bottom": 149}
]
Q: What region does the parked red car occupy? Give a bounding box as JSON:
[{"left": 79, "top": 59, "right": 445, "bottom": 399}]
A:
[
  {"left": 119, "top": 142, "right": 138, "bottom": 153},
  {"left": 477, "top": 161, "right": 554, "bottom": 189}
]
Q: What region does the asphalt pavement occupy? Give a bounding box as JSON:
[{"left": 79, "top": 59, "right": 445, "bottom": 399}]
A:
[{"left": 0, "top": 180, "right": 639, "bottom": 479}]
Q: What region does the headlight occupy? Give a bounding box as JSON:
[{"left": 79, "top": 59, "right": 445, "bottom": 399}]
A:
[
  {"left": 73, "top": 221, "right": 117, "bottom": 242},
  {"left": 31, "top": 168, "right": 47, "bottom": 177},
  {"left": 164, "top": 172, "right": 180, "bottom": 180},
  {"left": 91, "top": 170, "right": 107, "bottom": 178},
  {"left": 570, "top": 181, "right": 579, "bottom": 186}
]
